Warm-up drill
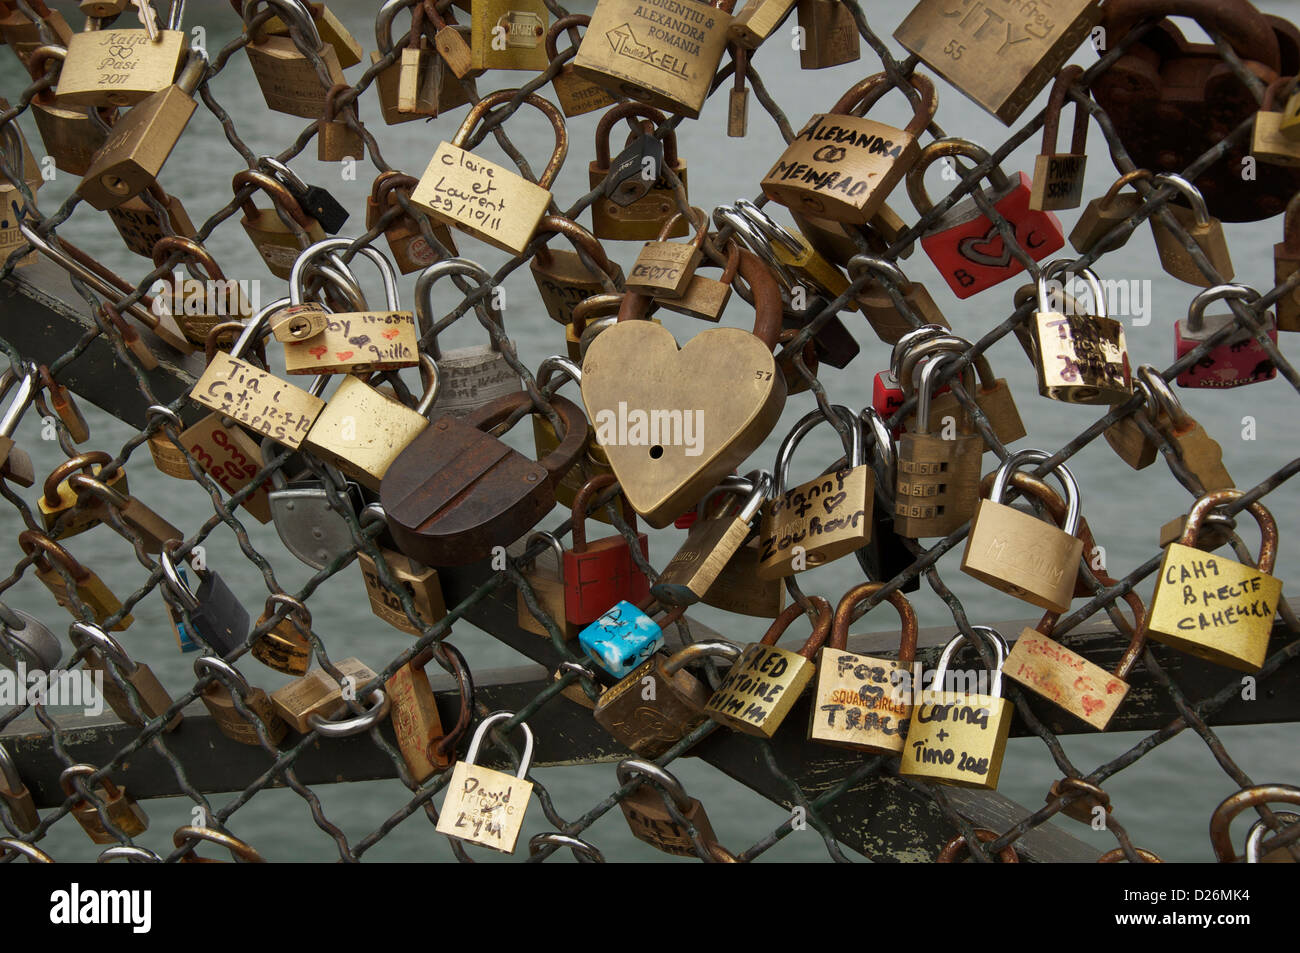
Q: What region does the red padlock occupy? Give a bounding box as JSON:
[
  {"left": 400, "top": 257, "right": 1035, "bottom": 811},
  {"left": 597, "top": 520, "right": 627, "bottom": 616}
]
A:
[
  {"left": 563, "top": 474, "right": 651, "bottom": 625},
  {"left": 906, "top": 138, "right": 1063, "bottom": 299},
  {"left": 1175, "top": 283, "right": 1278, "bottom": 389}
]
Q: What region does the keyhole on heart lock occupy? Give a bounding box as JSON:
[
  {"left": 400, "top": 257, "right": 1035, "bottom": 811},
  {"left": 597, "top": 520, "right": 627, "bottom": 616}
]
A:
[{"left": 649, "top": 445, "right": 664, "bottom": 460}]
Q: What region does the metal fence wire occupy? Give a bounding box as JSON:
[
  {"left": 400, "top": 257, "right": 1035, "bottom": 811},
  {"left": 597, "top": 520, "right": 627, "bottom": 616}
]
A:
[{"left": 0, "top": 0, "right": 1297, "bottom": 864}]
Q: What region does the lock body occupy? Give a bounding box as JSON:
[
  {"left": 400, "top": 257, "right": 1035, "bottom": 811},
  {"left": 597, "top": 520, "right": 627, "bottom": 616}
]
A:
[
  {"left": 593, "top": 652, "right": 710, "bottom": 757},
  {"left": 578, "top": 600, "right": 664, "bottom": 678},
  {"left": 961, "top": 500, "right": 1084, "bottom": 612},
  {"left": 704, "top": 644, "right": 812, "bottom": 737},
  {"left": 809, "top": 648, "right": 910, "bottom": 753},
  {"left": 899, "top": 693, "right": 1012, "bottom": 789},
  {"left": 1174, "top": 315, "right": 1278, "bottom": 389}
]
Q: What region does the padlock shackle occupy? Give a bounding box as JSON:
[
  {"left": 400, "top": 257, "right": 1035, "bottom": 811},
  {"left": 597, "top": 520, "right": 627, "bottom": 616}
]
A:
[
  {"left": 18, "top": 529, "right": 89, "bottom": 580},
  {"left": 655, "top": 205, "right": 710, "bottom": 247},
  {"left": 772, "top": 405, "right": 861, "bottom": 497},
  {"left": 914, "top": 352, "right": 974, "bottom": 435},
  {"left": 263, "top": 590, "right": 311, "bottom": 630},
  {"left": 193, "top": 653, "right": 252, "bottom": 695},
  {"left": 66, "top": 473, "right": 130, "bottom": 512},
  {"left": 465, "top": 710, "right": 534, "bottom": 779},
  {"left": 521, "top": 530, "right": 564, "bottom": 577},
  {"left": 173, "top": 825, "right": 266, "bottom": 863},
  {"left": 1040, "top": 65, "right": 1088, "bottom": 157},
  {"left": 41, "top": 450, "right": 111, "bottom": 507},
  {"left": 58, "top": 762, "right": 106, "bottom": 798},
  {"left": 232, "top": 169, "right": 316, "bottom": 229},
  {"left": 308, "top": 688, "right": 390, "bottom": 737},
  {"left": 898, "top": 336, "right": 985, "bottom": 398},
  {"left": 1245, "top": 811, "right": 1300, "bottom": 863},
  {"left": 849, "top": 253, "right": 909, "bottom": 291},
  {"left": 570, "top": 293, "right": 622, "bottom": 336},
  {"left": 372, "top": 170, "right": 418, "bottom": 206},
  {"left": 731, "top": 199, "right": 805, "bottom": 260},
  {"left": 1152, "top": 173, "right": 1210, "bottom": 227},
  {"left": 937, "top": 828, "right": 1019, "bottom": 864},
  {"left": 1185, "top": 282, "right": 1260, "bottom": 334},
  {"left": 933, "top": 626, "right": 1008, "bottom": 698},
  {"left": 1037, "top": 258, "right": 1107, "bottom": 319},
  {"left": 1135, "top": 365, "right": 1192, "bottom": 432},
  {"left": 615, "top": 757, "right": 693, "bottom": 811},
  {"left": 69, "top": 620, "right": 133, "bottom": 670},
  {"left": 757, "top": 595, "right": 831, "bottom": 659},
  {"left": 242, "top": 0, "right": 321, "bottom": 49},
  {"left": 414, "top": 256, "right": 504, "bottom": 354},
  {"left": 528, "top": 832, "right": 605, "bottom": 862},
  {"left": 289, "top": 237, "right": 401, "bottom": 310},
  {"left": 660, "top": 639, "right": 742, "bottom": 677},
  {"left": 989, "top": 448, "right": 1081, "bottom": 536},
  {"left": 0, "top": 361, "right": 38, "bottom": 438},
  {"left": 698, "top": 470, "right": 772, "bottom": 526},
  {"left": 831, "top": 72, "right": 936, "bottom": 136},
  {"left": 906, "top": 138, "right": 1011, "bottom": 217},
  {"left": 536, "top": 355, "right": 581, "bottom": 393},
  {"left": 322, "top": 82, "right": 354, "bottom": 121},
  {"left": 593, "top": 103, "right": 674, "bottom": 169},
  {"left": 859, "top": 407, "right": 896, "bottom": 492},
  {"left": 0, "top": 741, "right": 23, "bottom": 795},
  {"left": 828, "top": 581, "right": 918, "bottom": 658},
  {"left": 532, "top": 214, "right": 618, "bottom": 278},
  {"left": 175, "top": 46, "right": 208, "bottom": 96},
  {"left": 160, "top": 539, "right": 201, "bottom": 610},
  {"left": 452, "top": 90, "right": 567, "bottom": 191},
  {"left": 151, "top": 235, "right": 223, "bottom": 280},
  {"left": 1180, "top": 489, "right": 1278, "bottom": 574},
  {"left": 1208, "top": 783, "right": 1300, "bottom": 862},
  {"left": 545, "top": 12, "right": 589, "bottom": 59},
  {"left": 463, "top": 391, "right": 589, "bottom": 484},
  {"left": 570, "top": 473, "right": 635, "bottom": 552},
  {"left": 1097, "top": 169, "right": 1152, "bottom": 211},
  {"left": 25, "top": 43, "right": 66, "bottom": 106},
  {"left": 0, "top": 838, "right": 54, "bottom": 863}
]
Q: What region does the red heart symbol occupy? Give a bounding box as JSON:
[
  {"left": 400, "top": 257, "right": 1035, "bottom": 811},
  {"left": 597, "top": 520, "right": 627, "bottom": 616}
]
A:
[
  {"left": 382, "top": 328, "right": 400, "bottom": 340},
  {"left": 958, "top": 225, "right": 1014, "bottom": 268},
  {"left": 309, "top": 345, "right": 327, "bottom": 359},
  {"left": 335, "top": 350, "right": 354, "bottom": 361},
  {"left": 1080, "top": 696, "right": 1104, "bottom": 717}
]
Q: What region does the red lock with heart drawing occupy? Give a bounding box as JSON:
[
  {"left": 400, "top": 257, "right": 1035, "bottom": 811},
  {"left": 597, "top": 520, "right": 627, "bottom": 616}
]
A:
[{"left": 906, "top": 138, "right": 1064, "bottom": 299}]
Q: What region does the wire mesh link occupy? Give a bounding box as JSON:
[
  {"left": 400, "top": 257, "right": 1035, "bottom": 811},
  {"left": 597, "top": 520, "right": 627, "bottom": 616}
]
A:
[{"left": 0, "top": 0, "right": 1294, "bottom": 865}]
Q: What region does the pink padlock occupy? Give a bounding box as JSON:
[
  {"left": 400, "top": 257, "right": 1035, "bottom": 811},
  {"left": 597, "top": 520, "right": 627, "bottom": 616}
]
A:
[
  {"left": 1175, "top": 283, "right": 1277, "bottom": 389},
  {"left": 906, "top": 139, "right": 1063, "bottom": 299}
]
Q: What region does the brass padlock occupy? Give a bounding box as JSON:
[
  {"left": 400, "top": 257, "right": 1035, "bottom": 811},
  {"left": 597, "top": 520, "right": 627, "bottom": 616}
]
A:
[
  {"left": 626, "top": 206, "right": 708, "bottom": 299},
  {"left": 386, "top": 647, "right": 449, "bottom": 783},
  {"left": 1029, "top": 66, "right": 1089, "bottom": 212},
  {"left": 588, "top": 104, "right": 688, "bottom": 242},
  {"left": 580, "top": 249, "right": 786, "bottom": 528},
  {"left": 317, "top": 83, "right": 364, "bottom": 161},
  {"left": 898, "top": 626, "right": 1013, "bottom": 789},
  {"left": 358, "top": 535, "right": 448, "bottom": 638},
  {"left": 1103, "top": 367, "right": 1164, "bottom": 470},
  {"left": 704, "top": 596, "right": 832, "bottom": 737},
  {"left": 1148, "top": 490, "right": 1282, "bottom": 673},
  {"left": 26, "top": 45, "right": 112, "bottom": 176},
  {"left": 144, "top": 404, "right": 193, "bottom": 481},
  {"left": 894, "top": 353, "right": 981, "bottom": 538},
  {"left": 660, "top": 235, "right": 741, "bottom": 324},
  {"left": 241, "top": 0, "right": 345, "bottom": 118},
  {"left": 1273, "top": 190, "right": 1300, "bottom": 331},
  {"left": 514, "top": 531, "right": 579, "bottom": 639},
  {"left": 762, "top": 72, "right": 936, "bottom": 224},
  {"left": 469, "top": 0, "right": 549, "bottom": 72},
  {"left": 248, "top": 0, "right": 362, "bottom": 67},
  {"left": 194, "top": 655, "right": 288, "bottom": 747},
  {"left": 532, "top": 356, "right": 615, "bottom": 522},
  {"left": 106, "top": 183, "right": 197, "bottom": 258},
  {"left": 436, "top": 711, "right": 535, "bottom": 853},
  {"left": 269, "top": 657, "right": 380, "bottom": 733},
  {"left": 70, "top": 621, "right": 180, "bottom": 730},
  {"left": 894, "top": 0, "right": 1102, "bottom": 123},
  {"left": 76, "top": 48, "right": 207, "bottom": 210},
  {"left": 572, "top": 0, "right": 735, "bottom": 118},
  {"left": 37, "top": 450, "right": 128, "bottom": 537},
  {"left": 57, "top": 10, "right": 187, "bottom": 107},
  {"left": 67, "top": 474, "right": 180, "bottom": 556},
  {"left": 795, "top": 0, "right": 859, "bottom": 69},
  {"left": 151, "top": 235, "right": 254, "bottom": 345},
  {"left": 1252, "top": 78, "right": 1300, "bottom": 167},
  {"left": 729, "top": 0, "right": 796, "bottom": 48},
  {"left": 173, "top": 824, "right": 265, "bottom": 863},
  {"left": 0, "top": 1, "right": 73, "bottom": 63},
  {"left": 758, "top": 405, "right": 873, "bottom": 578},
  {"left": 1069, "top": 168, "right": 1151, "bottom": 255},
  {"left": 616, "top": 758, "right": 718, "bottom": 856},
  {"left": 894, "top": 332, "right": 1026, "bottom": 449},
  {"left": 530, "top": 215, "right": 624, "bottom": 326},
  {"left": 961, "top": 449, "right": 1084, "bottom": 613},
  {"left": 1030, "top": 260, "right": 1132, "bottom": 405},
  {"left": 1149, "top": 174, "right": 1234, "bottom": 286},
  {"left": 546, "top": 15, "right": 616, "bottom": 118},
  {"left": 371, "top": 0, "right": 471, "bottom": 125},
  {"left": 1138, "top": 365, "right": 1234, "bottom": 492},
  {"left": 233, "top": 169, "right": 326, "bottom": 280},
  {"left": 937, "top": 828, "right": 1020, "bottom": 863},
  {"left": 366, "top": 171, "right": 457, "bottom": 274},
  {"left": 60, "top": 763, "right": 148, "bottom": 844},
  {"left": 412, "top": 89, "right": 566, "bottom": 255},
  {"left": 809, "top": 582, "right": 917, "bottom": 754},
  {"left": 0, "top": 742, "right": 39, "bottom": 834},
  {"left": 849, "top": 254, "right": 947, "bottom": 345},
  {"left": 252, "top": 593, "right": 313, "bottom": 675},
  {"left": 593, "top": 641, "right": 740, "bottom": 757},
  {"left": 1246, "top": 813, "right": 1300, "bottom": 864}
]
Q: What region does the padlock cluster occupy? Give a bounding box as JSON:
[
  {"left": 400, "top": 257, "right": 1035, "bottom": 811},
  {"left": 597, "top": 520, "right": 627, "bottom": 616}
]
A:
[{"left": 0, "top": 0, "right": 1297, "bottom": 865}]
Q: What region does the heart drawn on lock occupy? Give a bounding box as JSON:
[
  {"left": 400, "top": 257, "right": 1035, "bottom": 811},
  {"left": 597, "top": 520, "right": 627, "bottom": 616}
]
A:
[
  {"left": 1080, "top": 696, "right": 1104, "bottom": 718},
  {"left": 382, "top": 328, "right": 401, "bottom": 340},
  {"left": 581, "top": 322, "right": 786, "bottom": 528},
  {"left": 823, "top": 491, "right": 847, "bottom": 514},
  {"left": 309, "top": 345, "right": 328, "bottom": 360},
  {"left": 958, "top": 225, "right": 1014, "bottom": 268},
  {"left": 335, "top": 351, "right": 354, "bottom": 362}
]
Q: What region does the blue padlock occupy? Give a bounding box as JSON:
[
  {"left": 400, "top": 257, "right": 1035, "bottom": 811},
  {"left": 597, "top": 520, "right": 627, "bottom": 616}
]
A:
[{"left": 578, "top": 601, "right": 665, "bottom": 678}]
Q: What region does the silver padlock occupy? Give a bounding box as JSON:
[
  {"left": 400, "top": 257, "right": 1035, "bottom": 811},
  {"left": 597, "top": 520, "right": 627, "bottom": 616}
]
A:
[
  {"left": 0, "top": 362, "right": 38, "bottom": 488},
  {"left": 417, "top": 258, "right": 523, "bottom": 418},
  {"left": 263, "top": 440, "right": 364, "bottom": 570},
  {"left": 159, "top": 541, "right": 250, "bottom": 657},
  {"left": 0, "top": 601, "right": 61, "bottom": 672}
]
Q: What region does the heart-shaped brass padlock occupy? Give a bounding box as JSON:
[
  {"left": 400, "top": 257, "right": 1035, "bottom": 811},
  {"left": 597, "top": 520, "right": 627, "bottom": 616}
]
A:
[{"left": 581, "top": 249, "right": 786, "bottom": 527}]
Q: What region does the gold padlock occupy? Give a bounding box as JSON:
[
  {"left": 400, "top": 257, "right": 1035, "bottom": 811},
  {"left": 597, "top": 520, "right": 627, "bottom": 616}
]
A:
[
  {"left": 704, "top": 596, "right": 832, "bottom": 737},
  {"left": 412, "top": 89, "right": 567, "bottom": 255},
  {"left": 106, "top": 183, "right": 197, "bottom": 258},
  {"left": 252, "top": 0, "right": 362, "bottom": 67},
  {"left": 1252, "top": 78, "right": 1300, "bottom": 168},
  {"left": 809, "top": 582, "right": 917, "bottom": 754},
  {"left": 514, "top": 531, "right": 579, "bottom": 639},
  {"left": 1069, "top": 168, "right": 1151, "bottom": 255},
  {"left": 20, "top": 531, "right": 134, "bottom": 630},
  {"left": 150, "top": 236, "right": 254, "bottom": 345},
  {"left": 546, "top": 15, "right": 616, "bottom": 118},
  {"left": 371, "top": 2, "right": 472, "bottom": 125},
  {"left": 588, "top": 104, "right": 689, "bottom": 242},
  {"left": 530, "top": 215, "right": 624, "bottom": 326},
  {"left": 899, "top": 626, "right": 1013, "bottom": 789},
  {"left": 194, "top": 655, "right": 288, "bottom": 747},
  {"left": 849, "top": 255, "right": 947, "bottom": 344},
  {"left": 233, "top": 169, "right": 326, "bottom": 280},
  {"left": 1148, "top": 490, "right": 1282, "bottom": 673},
  {"left": 626, "top": 206, "right": 708, "bottom": 299},
  {"left": 26, "top": 45, "right": 112, "bottom": 176},
  {"left": 436, "top": 711, "right": 535, "bottom": 853},
  {"left": 572, "top": 0, "right": 735, "bottom": 119},
  {"left": 57, "top": 14, "right": 187, "bottom": 107},
  {"left": 1274, "top": 191, "right": 1300, "bottom": 331},
  {"left": 386, "top": 647, "right": 449, "bottom": 783},
  {"left": 60, "top": 764, "right": 148, "bottom": 844},
  {"left": 1029, "top": 66, "right": 1089, "bottom": 212},
  {"left": 71, "top": 621, "right": 181, "bottom": 730},
  {"left": 317, "top": 83, "right": 364, "bottom": 161},
  {"left": 240, "top": 0, "right": 345, "bottom": 118},
  {"left": 469, "top": 0, "right": 549, "bottom": 72},
  {"left": 366, "top": 171, "right": 457, "bottom": 274},
  {"left": 252, "top": 593, "right": 314, "bottom": 676},
  {"left": 762, "top": 72, "right": 936, "bottom": 224},
  {"left": 795, "top": 0, "right": 859, "bottom": 69},
  {"left": 1148, "top": 173, "right": 1234, "bottom": 286},
  {"left": 1029, "top": 260, "right": 1131, "bottom": 405}
]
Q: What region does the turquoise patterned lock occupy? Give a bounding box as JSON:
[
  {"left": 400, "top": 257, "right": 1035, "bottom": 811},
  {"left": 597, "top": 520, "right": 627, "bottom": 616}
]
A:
[{"left": 578, "top": 601, "right": 665, "bottom": 678}]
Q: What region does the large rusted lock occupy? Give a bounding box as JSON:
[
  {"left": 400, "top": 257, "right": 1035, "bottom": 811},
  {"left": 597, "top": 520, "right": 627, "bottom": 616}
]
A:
[
  {"left": 380, "top": 391, "right": 589, "bottom": 567},
  {"left": 1089, "top": 0, "right": 1300, "bottom": 223}
]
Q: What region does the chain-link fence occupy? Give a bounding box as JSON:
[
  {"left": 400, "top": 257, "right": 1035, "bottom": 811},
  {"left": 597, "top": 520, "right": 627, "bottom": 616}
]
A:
[{"left": 0, "top": 0, "right": 1297, "bottom": 864}]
